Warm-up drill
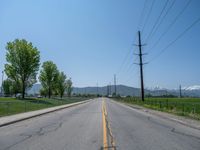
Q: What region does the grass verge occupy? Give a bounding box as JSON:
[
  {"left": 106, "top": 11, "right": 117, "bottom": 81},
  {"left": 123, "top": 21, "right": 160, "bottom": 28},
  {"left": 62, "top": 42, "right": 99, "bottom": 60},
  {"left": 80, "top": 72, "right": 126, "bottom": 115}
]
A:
[
  {"left": 114, "top": 97, "right": 200, "bottom": 120},
  {"left": 0, "top": 97, "right": 90, "bottom": 117}
]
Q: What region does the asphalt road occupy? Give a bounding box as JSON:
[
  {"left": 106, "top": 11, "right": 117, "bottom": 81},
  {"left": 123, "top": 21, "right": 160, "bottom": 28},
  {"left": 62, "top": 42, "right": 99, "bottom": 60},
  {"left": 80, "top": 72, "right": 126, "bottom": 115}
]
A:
[{"left": 0, "top": 98, "right": 200, "bottom": 150}]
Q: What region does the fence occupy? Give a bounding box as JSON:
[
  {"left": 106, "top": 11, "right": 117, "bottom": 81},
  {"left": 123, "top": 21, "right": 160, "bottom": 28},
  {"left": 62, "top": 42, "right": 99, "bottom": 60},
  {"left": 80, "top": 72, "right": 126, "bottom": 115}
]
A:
[{"left": 117, "top": 98, "right": 200, "bottom": 120}]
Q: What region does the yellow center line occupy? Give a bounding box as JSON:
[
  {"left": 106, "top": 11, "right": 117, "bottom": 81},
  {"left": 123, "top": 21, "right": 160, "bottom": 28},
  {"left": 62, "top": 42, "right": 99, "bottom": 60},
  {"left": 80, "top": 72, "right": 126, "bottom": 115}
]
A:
[
  {"left": 102, "top": 100, "right": 108, "bottom": 150},
  {"left": 102, "top": 99, "right": 116, "bottom": 150},
  {"left": 104, "top": 101, "right": 108, "bottom": 116}
]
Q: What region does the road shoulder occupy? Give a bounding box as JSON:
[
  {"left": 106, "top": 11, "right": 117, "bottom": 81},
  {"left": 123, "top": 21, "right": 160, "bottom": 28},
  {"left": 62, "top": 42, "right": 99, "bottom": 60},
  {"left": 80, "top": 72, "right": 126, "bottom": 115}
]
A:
[{"left": 113, "top": 100, "right": 200, "bottom": 130}]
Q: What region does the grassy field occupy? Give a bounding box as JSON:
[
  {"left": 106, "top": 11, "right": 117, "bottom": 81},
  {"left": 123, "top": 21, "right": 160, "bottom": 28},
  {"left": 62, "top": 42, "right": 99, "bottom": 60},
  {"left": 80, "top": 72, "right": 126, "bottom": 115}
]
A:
[
  {"left": 0, "top": 97, "right": 90, "bottom": 117},
  {"left": 115, "top": 97, "right": 200, "bottom": 120}
]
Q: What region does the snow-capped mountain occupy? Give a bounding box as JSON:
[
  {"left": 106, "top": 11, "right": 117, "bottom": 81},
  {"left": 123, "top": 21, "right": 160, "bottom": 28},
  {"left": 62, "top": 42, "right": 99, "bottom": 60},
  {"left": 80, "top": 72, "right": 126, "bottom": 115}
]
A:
[
  {"left": 145, "top": 85, "right": 200, "bottom": 97},
  {"left": 146, "top": 86, "right": 167, "bottom": 91},
  {"left": 183, "top": 85, "right": 200, "bottom": 91}
]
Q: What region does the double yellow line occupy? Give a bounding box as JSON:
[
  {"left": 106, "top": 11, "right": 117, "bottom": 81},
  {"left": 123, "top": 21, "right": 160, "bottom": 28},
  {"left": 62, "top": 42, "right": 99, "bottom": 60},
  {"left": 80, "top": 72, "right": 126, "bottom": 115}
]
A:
[
  {"left": 102, "top": 99, "right": 116, "bottom": 150},
  {"left": 102, "top": 100, "right": 108, "bottom": 149}
]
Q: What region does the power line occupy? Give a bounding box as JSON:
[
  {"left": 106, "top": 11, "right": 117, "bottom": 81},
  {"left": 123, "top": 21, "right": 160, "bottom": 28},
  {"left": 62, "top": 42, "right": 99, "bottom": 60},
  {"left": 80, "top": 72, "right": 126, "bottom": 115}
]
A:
[
  {"left": 149, "top": 0, "right": 192, "bottom": 51},
  {"left": 145, "top": 0, "right": 176, "bottom": 43},
  {"left": 149, "top": 16, "right": 200, "bottom": 63},
  {"left": 124, "top": 67, "right": 138, "bottom": 83},
  {"left": 117, "top": 0, "right": 148, "bottom": 75},
  {"left": 126, "top": 56, "right": 138, "bottom": 73},
  {"left": 123, "top": 59, "right": 139, "bottom": 84},
  {"left": 116, "top": 0, "right": 149, "bottom": 82},
  {"left": 116, "top": 34, "right": 137, "bottom": 76},
  {"left": 115, "top": 46, "right": 132, "bottom": 74},
  {"left": 138, "top": 0, "right": 148, "bottom": 29},
  {"left": 122, "top": 57, "right": 138, "bottom": 84},
  {"left": 119, "top": 52, "right": 138, "bottom": 88},
  {"left": 116, "top": 55, "right": 137, "bottom": 85},
  {"left": 126, "top": 62, "right": 134, "bottom": 73},
  {"left": 145, "top": 0, "right": 169, "bottom": 42},
  {"left": 141, "top": 0, "right": 156, "bottom": 33},
  {"left": 116, "top": 49, "right": 133, "bottom": 78}
]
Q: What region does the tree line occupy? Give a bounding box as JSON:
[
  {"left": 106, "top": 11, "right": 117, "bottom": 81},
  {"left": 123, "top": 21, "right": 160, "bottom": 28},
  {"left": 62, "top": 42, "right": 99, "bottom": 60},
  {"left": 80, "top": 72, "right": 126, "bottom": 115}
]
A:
[{"left": 2, "top": 39, "right": 72, "bottom": 99}]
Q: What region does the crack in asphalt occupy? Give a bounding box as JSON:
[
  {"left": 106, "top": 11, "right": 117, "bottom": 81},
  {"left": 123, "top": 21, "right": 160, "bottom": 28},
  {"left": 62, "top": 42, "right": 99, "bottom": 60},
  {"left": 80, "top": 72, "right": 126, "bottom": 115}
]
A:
[
  {"left": 3, "top": 118, "right": 64, "bottom": 150},
  {"left": 103, "top": 104, "right": 117, "bottom": 150},
  {"left": 105, "top": 118, "right": 117, "bottom": 150},
  {"left": 147, "top": 116, "right": 200, "bottom": 141},
  {"left": 171, "top": 128, "right": 200, "bottom": 141},
  {"left": 147, "top": 116, "right": 173, "bottom": 130},
  {"left": 3, "top": 136, "right": 32, "bottom": 150}
]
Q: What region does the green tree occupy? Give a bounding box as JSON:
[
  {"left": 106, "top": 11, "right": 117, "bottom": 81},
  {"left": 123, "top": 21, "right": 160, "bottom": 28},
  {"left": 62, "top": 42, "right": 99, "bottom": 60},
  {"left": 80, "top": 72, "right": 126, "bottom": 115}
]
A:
[
  {"left": 66, "top": 78, "right": 73, "bottom": 97},
  {"left": 5, "top": 39, "right": 40, "bottom": 99},
  {"left": 39, "top": 61, "right": 59, "bottom": 98},
  {"left": 12, "top": 80, "right": 21, "bottom": 97},
  {"left": 56, "top": 71, "right": 67, "bottom": 98},
  {"left": 2, "top": 79, "right": 12, "bottom": 96},
  {"left": 40, "top": 88, "right": 48, "bottom": 97},
  {"left": 4, "top": 60, "right": 22, "bottom": 96}
]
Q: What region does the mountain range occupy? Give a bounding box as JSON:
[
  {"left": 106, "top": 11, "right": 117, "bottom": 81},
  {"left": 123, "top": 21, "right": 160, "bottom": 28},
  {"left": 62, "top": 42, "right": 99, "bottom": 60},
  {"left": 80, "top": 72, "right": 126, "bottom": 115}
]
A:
[{"left": 27, "top": 84, "right": 200, "bottom": 97}]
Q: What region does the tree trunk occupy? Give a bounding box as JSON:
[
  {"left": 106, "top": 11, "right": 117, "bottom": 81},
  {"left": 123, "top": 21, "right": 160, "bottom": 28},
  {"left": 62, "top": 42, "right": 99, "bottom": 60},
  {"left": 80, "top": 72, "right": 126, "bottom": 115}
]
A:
[
  {"left": 48, "top": 87, "right": 51, "bottom": 99},
  {"left": 22, "top": 80, "right": 25, "bottom": 99}
]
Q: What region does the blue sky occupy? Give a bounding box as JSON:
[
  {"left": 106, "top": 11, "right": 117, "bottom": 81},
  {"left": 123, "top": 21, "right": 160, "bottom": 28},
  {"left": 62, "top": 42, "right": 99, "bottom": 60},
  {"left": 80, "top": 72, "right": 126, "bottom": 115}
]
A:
[{"left": 0, "top": 0, "right": 200, "bottom": 88}]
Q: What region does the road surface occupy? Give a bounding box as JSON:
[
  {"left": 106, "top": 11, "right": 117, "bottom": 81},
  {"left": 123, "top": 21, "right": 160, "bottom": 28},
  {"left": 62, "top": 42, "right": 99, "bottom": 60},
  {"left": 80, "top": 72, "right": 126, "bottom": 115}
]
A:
[{"left": 0, "top": 98, "right": 200, "bottom": 150}]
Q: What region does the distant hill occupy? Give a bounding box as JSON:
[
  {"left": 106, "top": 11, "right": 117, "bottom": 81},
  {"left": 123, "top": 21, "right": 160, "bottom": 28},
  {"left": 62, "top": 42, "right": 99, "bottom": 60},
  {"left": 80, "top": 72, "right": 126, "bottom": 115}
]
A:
[
  {"left": 73, "top": 85, "right": 141, "bottom": 96},
  {"left": 28, "top": 84, "right": 141, "bottom": 96},
  {"left": 27, "top": 84, "right": 200, "bottom": 97}
]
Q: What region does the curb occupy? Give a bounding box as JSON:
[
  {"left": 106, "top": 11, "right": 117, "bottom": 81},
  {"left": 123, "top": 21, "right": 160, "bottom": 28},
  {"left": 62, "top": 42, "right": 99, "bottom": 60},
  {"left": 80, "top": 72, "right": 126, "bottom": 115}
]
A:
[{"left": 0, "top": 99, "right": 92, "bottom": 127}]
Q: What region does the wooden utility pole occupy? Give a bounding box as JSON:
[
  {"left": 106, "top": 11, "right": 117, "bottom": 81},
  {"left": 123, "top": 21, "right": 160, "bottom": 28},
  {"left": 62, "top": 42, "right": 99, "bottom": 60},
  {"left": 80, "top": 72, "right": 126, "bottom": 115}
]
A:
[{"left": 138, "top": 31, "right": 145, "bottom": 101}]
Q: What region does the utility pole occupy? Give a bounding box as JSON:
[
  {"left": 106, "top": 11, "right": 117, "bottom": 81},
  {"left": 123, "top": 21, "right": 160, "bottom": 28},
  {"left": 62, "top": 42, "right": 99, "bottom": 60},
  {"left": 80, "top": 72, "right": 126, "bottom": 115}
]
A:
[
  {"left": 179, "top": 85, "right": 182, "bottom": 98},
  {"left": 137, "top": 31, "right": 145, "bottom": 101},
  {"left": 114, "top": 74, "right": 117, "bottom": 96}
]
